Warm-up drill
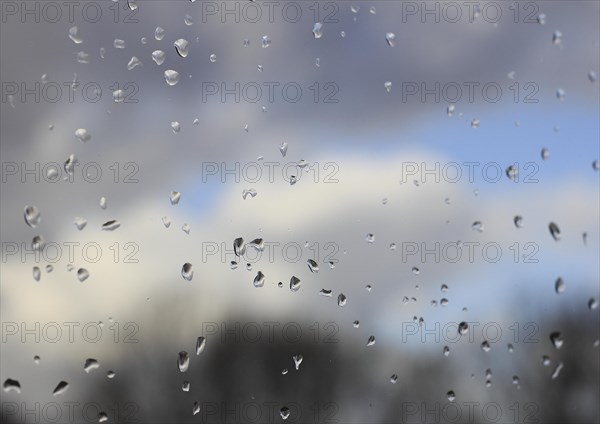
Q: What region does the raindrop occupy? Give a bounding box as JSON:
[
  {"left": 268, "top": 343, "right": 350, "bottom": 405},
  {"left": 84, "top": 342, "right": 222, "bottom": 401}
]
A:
[
  {"left": 370, "top": 6, "right": 376, "bottom": 14},
  {"left": 171, "top": 121, "right": 181, "bottom": 133},
  {"left": 471, "top": 118, "right": 480, "bottom": 128},
  {"left": 33, "top": 267, "right": 41, "bottom": 282},
  {"left": 182, "top": 381, "right": 190, "bottom": 392},
  {"left": 549, "top": 332, "right": 563, "bottom": 349},
  {"left": 319, "top": 289, "right": 332, "bottom": 297},
  {"left": 170, "top": 191, "right": 181, "bottom": 205},
  {"left": 589, "top": 298, "right": 598, "bottom": 310},
  {"left": 555, "top": 277, "right": 565, "bottom": 294},
  {"left": 552, "top": 30, "right": 562, "bottom": 45},
  {"left": 196, "top": 337, "right": 206, "bottom": 355},
  {"left": 152, "top": 50, "right": 166, "bottom": 65},
  {"left": 261, "top": 35, "right": 271, "bottom": 48},
  {"left": 182, "top": 223, "right": 190, "bottom": 234},
  {"left": 127, "top": 56, "right": 142, "bottom": 70},
  {"left": 542, "top": 355, "right": 551, "bottom": 366},
  {"left": 98, "top": 412, "right": 108, "bottom": 422},
  {"left": 102, "top": 220, "right": 120, "bottom": 231},
  {"left": 280, "top": 142, "right": 288, "bottom": 157},
  {"left": 248, "top": 238, "right": 264, "bottom": 252},
  {"left": 440, "top": 298, "right": 448, "bottom": 306},
  {"left": 365, "top": 233, "right": 375, "bottom": 243},
  {"left": 84, "top": 358, "right": 100, "bottom": 373},
  {"left": 100, "top": 47, "right": 105, "bottom": 58},
  {"left": 254, "top": 271, "right": 265, "bottom": 288},
  {"left": 293, "top": 354, "right": 303, "bottom": 370},
  {"left": 230, "top": 261, "right": 238, "bottom": 270},
  {"left": 209, "top": 54, "right": 217, "bottom": 62},
  {"left": 243, "top": 38, "right": 250, "bottom": 47},
  {"left": 365, "top": 284, "right": 372, "bottom": 292},
  {"left": 178, "top": 351, "right": 190, "bottom": 372},
  {"left": 290, "top": 276, "right": 301, "bottom": 292},
  {"left": 164, "top": 70, "right": 180, "bottom": 86},
  {"left": 353, "top": 321, "right": 360, "bottom": 328},
  {"left": 155, "top": 27, "right": 165, "bottom": 40},
  {"left": 242, "top": 188, "right": 257, "bottom": 199},
  {"left": 234, "top": 238, "right": 246, "bottom": 256},
  {"left": 390, "top": 374, "right": 398, "bottom": 384},
  {"left": 113, "top": 89, "right": 125, "bottom": 103},
  {"left": 162, "top": 216, "right": 171, "bottom": 228},
  {"left": 549, "top": 222, "right": 561, "bottom": 241},
  {"left": 506, "top": 165, "right": 518, "bottom": 181},
  {"left": 3, "top": 379, "right": 21, "bottom": 394},
  {"left": 313, "top": 22, "right": 323, "bottom": 38},
  {"left": 107, "top": 371, "right": 116, "bottom": 379},
  {"left": 412, "top": 266, "right": 420, "bottom": 275},
  {"left": 280, "top": 406, "right": 290, "bottom": 420},
  {"left": 366, "top": 336, "right": 376, "bottom": 346},
  {"left": 589, "top": 71, "right": 598, "bottom": 83},
  {"left": 541, "top": 148, "right": 549, "bottom": 160},
  {"left": 307, "top": 259, "right": 319, "bottom": 273},
  {"left": 384, "top": 81, "right": 392, "bottom": 93},
  {"left": 551, "top": 362, "right": 564, "bottom": 379},
  {"left": 24, "top": 206, "right": 41, "bottom": 228},
  {"left": 441, "top": 284, "right": 448, "bottom": 292},
  {"left": 593, "top": 160, "right": 599, "bottom": 171},
  {"left": 481, "top": 341, "right": 491, "bottom": 352},
  {"left": 182, "top": 263, "right": 193, "bottom": 281},
  {"left": 443, "top": 346, "right": 450, "bottom": 356},
  {"left": 337, "top": 293, "right": 347, "bottom": 307},
  {"left": 389, "top": 243, "right": 396, "bottom": 250},
  {"left": 537, "top": 13, "right": 546, "bottom": 24},
  {"left": 100, "top": 197, "right": 107, "bottom": 209},
  {"left": 68, "top": 26, "right": 83, "bottom": 44},
  {"left": 556, "top": 88, "right": 566, "bottom": 101},
  {"left": 385, "top": 32, "right": 396, "bottom": 47},
  {"left": 77, "top": 268, "right": 90, "bottom": 282},
  {"left": 447, "top": 105, "right": 455, "bottom": 117},
  {"left": 193, "top": 402, "right": 200, "bottom": 415},
  {"left": 458, "top": 322, "right": 469, "bottom": 335},
  {"left": 174, "top": 39, "right": 189, "bottom": 58},
  {"left": 447, "top": 391, "right": 456, "bottom": 402},
  {"left": 64, "top": 154, "right": 78, "bottom": 175},
  {"left": 514, "top": 215, "right": 524, "bottom": 228},
  {"left": 34, "top": 356, "right": 41, "bottom": 364},
  {"left": 114, "top": 39, "right": 126, "bottom": 49},
  {"left": 53, "top": 381, "right": 69, "bottom": 396},
  {"left": 472, "top": 221, "right": 484, "bottom": 232},
  {"left": 184, "top": 14, "right": 194, "bottom": 25}
]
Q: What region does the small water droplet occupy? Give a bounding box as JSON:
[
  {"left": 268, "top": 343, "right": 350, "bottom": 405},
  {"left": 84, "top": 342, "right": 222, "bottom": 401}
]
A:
[
  {"left": 472, "top": 221, "right": 484, "bottom": 232},
  {"left": 280, "top": 406, "right": 290, "bottom": 420},
  {"left": 99, "top": 197, "right": 107, "bottom": 210},
  {"left": 193, "top": 401, "right": 200, "bottom": 415},
  {"left": 242, "top": 188, "right": 257, "bottom": 199},
  {"left": 161, "top": 216, "right": 171, "bottom": 228},
  {"left": 447, "top": 391, "right": 456, "bottom": 402},
  {"left": 353, "top": 320, "right": 360, "bottom": 328},
  {"left": 127, "top": 56, "right": 142, "bottom": 70},
  {"left": 337, "top": 293, "right": 347, "bottom": 307},
  {"left": 170, "top": 191, "right": 181, "bottom": 205},
  {"left": 178, "top": 351, "right": 190, "bottom": 372},
  {"left": 290, "top": 276, "right": 301, "bottom": 292},
  {"left": 443, "top": 346, "right": 450, "bottom": 356},
  {"left": 114, "top": 39, "right": 126, "bottom": 49},
  {"left": 471, "top": 118, "right": 480, "bottom": 128},
  {"left": 366, "top": 336, "right": 376, "bottom": 346},
  {"left": 384, "top": 81, "right": 392, "bottom": 93},
  {"left": 369, "top": 6, "right": 376, "bottom": 14},
  {"left": 312, "top": 22, "right": 323, "bottom": 38},
  {"left": 34, "top": 355, "right": 41, "bottom": 364},
  {"left": 279, "top": 142, "right": 288, "bottom": 157},
  {"left": 261, "top": 35, "right": 271, "bottom": 48},
  {"left": 293, "top": 354, "right": 303, "bottom": 370},
  {"left": 589, "top": 298, "right": 598, "bottom": 310},
  {"left": 458, "top": 322, "right": 469, "bottom": 335},
  {"left": 102, "top": 220, "right": 120, "bottom": 231},
  {"left": 549, "top": 222, "right": 561, "bottom": 241},
  {"left": 447, "top": 104, "right": 455, "bottom": 117},
  {"left": 196, "top": 337, "right": 206, "bottom": 355},
  {"left": 155, "top": 26, "right": 165, "bottom": 40},
  {"left": 107, "top": 371, "right": 116, "bottom": 379},
  {"left": 254, "top": 271, "right": 265, "bottom": 288},
  {"left": 385, "top": 32, "right": 396, "bottom": 47},
  {"left": 593, "top": 160, "right": 599, "bottom": 171},
  {"left": 481, "top": 341, "right": 491, "bottom": 352},
  {"left": 551, "top": 362, "right": 564, "bottom": 379},
  {"left": 152, "top": 50, "right": 166, "bottom": 65},
  {"left": 164, "top": 70, "right": 180, "bottom": 86},
  {"left": 3, "top": 379, "right": 21, "bottom": 394},
  {"left": 365, "top": 233, "right": 375, "bottom": 243},
  {"left": 243, "top": 38, "right": 250, "bottom": 47},
  {"left": 32, "top": 266, "right": 41, "bottom": 282},
  {"left": 552, "top": 30, "right": 562, "bottom": 45},
  {"left": 171, "top": 121, "right": 181, "bottom": 133},
  {"left": 390, "top": 374, "right": 398, "bottom": 384},
  {"left": 555, "top": 277, "right": 565, "bottom": 294},
  {"left": 184, "top": 14, "right": 194, "bottom": 25},
  {"left": 550, "top": 332, "right": 563, "bottom": 349},
  {"left": 319, "top": 289, "right": 332, "bottom": 297},
  {"left": 307, "top": 259, "right": 319, "bottom": 273},
  {"left": 182, "top": 263, "right": 193, "bottom": 281},
  {"left": 77, "top": 268, "right": 90, "bottom": 282},
  {"left": 53, "top": 381, "right": 69, "bottom": 396}
]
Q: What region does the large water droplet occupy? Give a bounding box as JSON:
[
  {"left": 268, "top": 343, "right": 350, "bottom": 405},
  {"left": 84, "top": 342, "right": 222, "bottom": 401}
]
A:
[
  {"left": 174, "top": 39, "right": 189, "bottom": 58},
  {"left": 234, "top": 238, "right": 246, "bottom": 256},
  {"left": 77, "top": 268, "right": 90, "bottom": 282},
  {"left": 3, "top": 379, "right": 21, "bottom": 394},
  {"left": 254, "top": 271, "right": 265, "bottom": 288},
  {"left": 24, "top": 206, "right": 41, "bottom": 228},
  {"left": 549, "top": 222, "right": 561, "bottom": 241},
  {"left": 152, "top": 50, "right": 166, "bottom": 65},
  {"left": 178, "top": 351, "right": 190, "bottom": 372},
  {"left": 164, "top": 70, "right": 180, "bottom": 86},
  {"left": 307, "top": 259, "right": 319, "bottom": 273},
  {"left": 182, "top": 263, "right": 193, "bottom": 281},
  {"left": 53, "top": 381, "right": 69, "bottom": 396},
  {"left": 75, "top": 128, "right": 91, "bottom": 143},
  {"left": 184, "top": 14, "right": 194, "bottom": 25},
  {"left": 84, "top": 358, "right": 100, "bottom": 373}
]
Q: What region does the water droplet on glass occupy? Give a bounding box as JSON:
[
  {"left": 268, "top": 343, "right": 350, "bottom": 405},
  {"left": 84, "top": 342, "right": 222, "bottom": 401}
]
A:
[
  {"left": 182, "top": 263, "right": 193, "bottom": 281},
  {"left": 242, "top": 188, "right": 257, "bottom": 199},
  {"left": 458, "top": 322, "right": 469, "bottom": 335},
  {"left": 193, "top": 402, "right": 200, "bottom": 415},
  {"left": 3, "top": 379, "right": 21, "bottom": 394},
  {"left": 550, "top": 332, "right": 563, "bottom": 349},
  {"left": 293, "top": 354, "right": 303, "bottom": 370},
  {"left": 74, "top": 128, "right": 91, "bottom": 143},
  {"left": 77, "top": 268, "right": 90, "bottom": 282},
  {"left": 32, "top": 266, "right": 41, "bottom": 282},
  {"left": 99, "top": 196, "right": 107, "bottom": 210},
  {"left": 390, "top": 374, "right": 398, "bottom": 384},
  {"left": 34, "top": 355, "right": 41, "bottom": 364},
  {"left": 170, "top": 191, "right": 181, "bottom": 205},
  {"left": 161, "top": 216, "right": 171, "bottom": 228},
  {"left": 127, "top": 56, "right": 142, "bottom": 70},
  {"left": 366, "top": 336, "right": 376, "bottom": 346},
  {"left": 411, "top": 266, "right": 420, "bottom": 275},
  {"left": 551, "top": 362, "right": 564, "bottom": 379},
  {"left": 307, "top": 259, "right": 319, "bottom": 273},
  {"left": 552, "top": 30, "right": 562, "bottom": 45},
  {"left": 351, "top": 5, "right": 359, "bottom": 13},
  {"left": 313, "top": 22, "right": 323, "bottom": 38},
  {"left": 164, "top": 70, "right": 180, "bottom": 86},
  {"left": 196, "top": 337, "right": 206, "bottom": 355},
  {"left": 84, "top": 358, "right": 100, "bottom": 373},
  {"left": 98, "top": 412, "right": 108, "bottom": 422},
  {"left": 184, "top": 14, "right": 194, "bottom": 25},
  {"left": 555, "top": 277, "right": 565, "bottom": 294},
  {"left": 508, "top": 344, "right": 514, "bottom": 352},
  {"left": 102, "top": 220, "right": 120, "bottom": 231},
  {"left": 280, "top": 406, "right": 290, "bottom": 420},
  {"left": 385, "top": 32, "right": 395, "bottom": 47},
  {"left": 593, "top": 160, "right": 599, "bottom": 171},
  {"left": 589, "top": 298, "right": 598, "bottom": 310},
  {"left": 279, "top": 142, "right": 288, "bottom": 157},
  {"left": 53, "top": 381, "right": 69, "bottom": 396},
  {"left": 319, "top": 289, "right": 332, "bottom": 297},
  {"left": 99, "top": 47, "right": 105, "bottom": 58},
  {"left": 471, "top": 118, "right": 480, "bottom": 128},
  {"left": 384, "top": 81, "right": 392, "bottom": 93},
  {"left": 261, "top": 35, "right": 271, "bottom": 48},
  {"left": 506, "top": 165, "right": 518, "bottom": 181},
  {"left": 234, "top": 238, "right": 246, "bottom": 256},
  {"left": 556, "top": 88, "right": 566, "bottom": 101},
  {"left": 114, "top": 39, "right": 126, "bottom": 49},
  {"left": 243, "top": 38, "right": 250, "bottom": 47},
  {"left": 107, "top": 371, "right": 116, "bottom": 379},
  {"left": 549, "top": 222, "right": 561, "bottom": 241},
  {"left": 178, "top": 351, "right": 190, "bottom": 372},
  {"left": 32, "top": 235, "right": 45, "bottom": 251},
  {"left": 174, "top": 39, "right": 189, "bottom": 58},
  {"left": 290, "top": 276, "right": 301, "bottom": 292},
  {"left": 254, "top": 271, "right": 265, "bottom": 288},
  {"left": 171, "top": 121, "right": 181, "bottom": 134},
  {"left": 155, "top": 26, "right": 165, "bottom": 40},
  {"left": 472, "top": 221, "right": 484, "bottom": 232},
  {"left": 447, "top": 391, "right": 456, "bottom": 402},
  {"left": 481, "top": 341, "right": 491, "bottom": 352},
  {"left": 68, "top": 26, "right": 83, "bottom": 44},
  {"left": 337, "top": 293, "right": 347, "bottom": 307},
  {"left": 24, "top": 206, "right": 41, "bottom": 228},
  {"left": 152, "top": 50, "right": 166, "bottom": 66},
  {"left": 365, "top": 233, "right": 375, "bottom": 243}
]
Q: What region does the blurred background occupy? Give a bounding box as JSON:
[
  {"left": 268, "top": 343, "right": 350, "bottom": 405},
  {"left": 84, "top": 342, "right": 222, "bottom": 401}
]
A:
[{"left": 1, "top": 0, "right": 599, "bottom": 423}]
